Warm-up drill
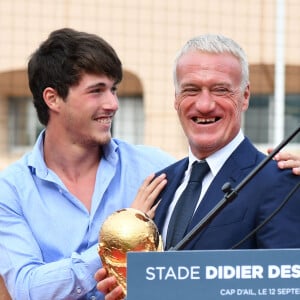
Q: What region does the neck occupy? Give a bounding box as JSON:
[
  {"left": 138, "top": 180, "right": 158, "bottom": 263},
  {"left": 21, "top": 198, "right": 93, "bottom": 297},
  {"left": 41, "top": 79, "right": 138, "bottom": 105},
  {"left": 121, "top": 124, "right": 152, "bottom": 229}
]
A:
[{"left": 43, "top": 129, "right": 102, "bottom": 182}]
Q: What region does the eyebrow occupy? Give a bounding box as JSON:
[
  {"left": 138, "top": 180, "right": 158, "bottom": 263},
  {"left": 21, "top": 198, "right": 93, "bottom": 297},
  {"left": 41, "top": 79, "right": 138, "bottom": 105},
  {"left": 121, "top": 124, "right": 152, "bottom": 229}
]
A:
[{"left": 85, "top": 82, "right": 107, "bottom": 90}]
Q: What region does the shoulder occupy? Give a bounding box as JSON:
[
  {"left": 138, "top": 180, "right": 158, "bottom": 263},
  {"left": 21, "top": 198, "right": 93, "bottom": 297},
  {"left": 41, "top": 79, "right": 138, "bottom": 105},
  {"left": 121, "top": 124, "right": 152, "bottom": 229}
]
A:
[
  {"left": 155, "top": 157, "right": 188, "bottom": 176},
  {"left": 232, "top": 137, "right": 299, "bottom": 187},
  {"left": 112, "top": 138, "right": 176, "bottom": 168},
  {"left": 0, "top": 155, "right": 32, "bottom": 204},
  {"left": 0, "top": 154, "right": 30, "bottom": 181}
]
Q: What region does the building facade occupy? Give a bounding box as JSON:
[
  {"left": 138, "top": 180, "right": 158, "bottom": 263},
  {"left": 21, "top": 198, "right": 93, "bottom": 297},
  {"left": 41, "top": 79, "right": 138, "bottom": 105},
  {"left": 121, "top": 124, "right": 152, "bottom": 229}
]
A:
[{"left": 0, "top": 0, "right": 299, "bottom": 170}]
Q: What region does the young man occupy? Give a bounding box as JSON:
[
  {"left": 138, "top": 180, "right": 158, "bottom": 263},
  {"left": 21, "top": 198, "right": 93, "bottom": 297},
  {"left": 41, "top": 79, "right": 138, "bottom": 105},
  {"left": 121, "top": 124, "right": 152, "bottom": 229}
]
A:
[
  {"left": 96, "top": 34, "right": 300, "bottom": 300},
  {"left": 0, "top": 28, "right": 174, "bottom": 300}
]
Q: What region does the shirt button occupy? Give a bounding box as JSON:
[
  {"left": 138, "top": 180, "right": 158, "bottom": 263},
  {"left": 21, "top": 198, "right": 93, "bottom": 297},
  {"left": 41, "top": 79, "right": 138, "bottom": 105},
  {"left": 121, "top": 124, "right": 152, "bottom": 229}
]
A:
[
  {"left": 90, "top": 296, "right": 96, "bottom": 300},
  {"left": 76, "top": 287, "right": 82, "bottom": 294}
]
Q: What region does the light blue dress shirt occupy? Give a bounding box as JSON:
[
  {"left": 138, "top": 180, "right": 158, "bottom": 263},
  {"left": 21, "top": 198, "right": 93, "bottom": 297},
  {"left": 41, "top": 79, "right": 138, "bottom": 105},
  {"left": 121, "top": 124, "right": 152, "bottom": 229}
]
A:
[{"left": 0, "top": 131, "right": 175, "bottom": 300}]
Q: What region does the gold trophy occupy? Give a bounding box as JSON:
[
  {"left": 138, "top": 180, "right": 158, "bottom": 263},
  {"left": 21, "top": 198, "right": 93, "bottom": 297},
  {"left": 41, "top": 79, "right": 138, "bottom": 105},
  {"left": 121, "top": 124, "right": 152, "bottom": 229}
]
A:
[{"left": 98, "top": 208, "right": 163, "bottom": 297}]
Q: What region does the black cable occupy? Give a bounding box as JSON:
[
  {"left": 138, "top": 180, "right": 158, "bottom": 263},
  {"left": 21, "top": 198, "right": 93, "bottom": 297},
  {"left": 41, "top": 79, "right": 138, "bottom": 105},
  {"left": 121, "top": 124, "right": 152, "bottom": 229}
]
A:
[{"left": 231, "top": 180, "right": 300, "bottom": 249}]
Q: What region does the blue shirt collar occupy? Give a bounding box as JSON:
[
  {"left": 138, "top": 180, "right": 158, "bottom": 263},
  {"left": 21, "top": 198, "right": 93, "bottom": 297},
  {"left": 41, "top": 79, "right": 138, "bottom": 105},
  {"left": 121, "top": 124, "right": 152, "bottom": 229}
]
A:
[{"left": 28, "top": 129, "right": 120, "bottom": 178}]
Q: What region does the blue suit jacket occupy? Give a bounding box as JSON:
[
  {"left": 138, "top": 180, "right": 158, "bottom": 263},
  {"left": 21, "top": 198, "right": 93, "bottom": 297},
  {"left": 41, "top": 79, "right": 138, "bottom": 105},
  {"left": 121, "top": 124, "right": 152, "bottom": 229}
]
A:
[{"left": 154, "top": 137, "right": 300, "bottom": 250}]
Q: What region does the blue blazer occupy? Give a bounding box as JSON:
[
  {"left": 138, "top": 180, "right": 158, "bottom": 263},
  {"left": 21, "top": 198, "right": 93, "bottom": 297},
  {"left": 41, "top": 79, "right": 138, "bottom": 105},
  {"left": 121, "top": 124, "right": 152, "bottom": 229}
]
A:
[{"left": 154, "top": 138, "right": 300, "bottom": 250}]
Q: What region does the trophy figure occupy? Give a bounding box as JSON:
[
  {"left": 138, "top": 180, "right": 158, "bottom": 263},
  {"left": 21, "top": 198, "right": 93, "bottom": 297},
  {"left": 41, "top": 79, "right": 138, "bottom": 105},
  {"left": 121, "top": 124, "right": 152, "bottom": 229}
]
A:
[{"left": 98, "top": 208, "right": 163, "bottom": 296}]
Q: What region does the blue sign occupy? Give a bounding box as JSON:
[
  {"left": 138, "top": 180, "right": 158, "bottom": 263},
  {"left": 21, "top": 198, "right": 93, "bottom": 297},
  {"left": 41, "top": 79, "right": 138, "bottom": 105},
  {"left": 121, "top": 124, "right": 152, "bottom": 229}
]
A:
[{"left": 127, "top": 249, "right": 300, "bottom": 299}]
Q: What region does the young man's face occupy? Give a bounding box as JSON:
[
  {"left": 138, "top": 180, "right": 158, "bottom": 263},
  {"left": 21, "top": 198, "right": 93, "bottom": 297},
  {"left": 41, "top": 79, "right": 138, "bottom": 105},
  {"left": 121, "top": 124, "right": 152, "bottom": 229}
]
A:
[{"left": 59, "top": 73, "right": 119, "bottom": 147}]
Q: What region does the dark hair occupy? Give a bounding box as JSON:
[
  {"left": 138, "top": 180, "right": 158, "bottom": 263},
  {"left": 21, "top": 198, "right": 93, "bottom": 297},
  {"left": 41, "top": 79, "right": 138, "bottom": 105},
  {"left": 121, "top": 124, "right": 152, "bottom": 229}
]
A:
[{"left": 28, "top": 28, "right": 123, "bottom": 125}]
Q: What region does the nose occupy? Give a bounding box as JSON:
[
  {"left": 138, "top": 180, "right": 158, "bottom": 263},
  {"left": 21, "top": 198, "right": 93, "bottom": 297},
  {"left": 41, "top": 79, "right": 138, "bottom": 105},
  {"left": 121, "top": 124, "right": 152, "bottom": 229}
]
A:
[
  {"left": 103, "top": 90, "right": 119, "bottom": 111},
  {"left": 195, "top": 89, "right": 215, "bottom": 112}
]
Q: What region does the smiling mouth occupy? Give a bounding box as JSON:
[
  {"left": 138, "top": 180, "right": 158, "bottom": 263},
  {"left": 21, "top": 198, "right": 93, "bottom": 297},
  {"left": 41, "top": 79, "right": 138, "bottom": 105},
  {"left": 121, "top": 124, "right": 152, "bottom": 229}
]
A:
[
  {"left": 95, "top": 117, "right": 112, "bottom": 124},
  {"left": 192, "top": 117, "right": 220, "bottom": 124}
]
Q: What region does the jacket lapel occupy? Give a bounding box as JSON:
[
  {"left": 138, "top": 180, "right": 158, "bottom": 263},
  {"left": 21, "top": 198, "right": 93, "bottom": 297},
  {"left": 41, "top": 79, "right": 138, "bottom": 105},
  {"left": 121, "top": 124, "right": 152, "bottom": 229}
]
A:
[
  {"left": 154, "top": 158, "right": 189, "bottom": 231},
  {"left": 188, "top": 137, "right": 259, "bottom": 232}
]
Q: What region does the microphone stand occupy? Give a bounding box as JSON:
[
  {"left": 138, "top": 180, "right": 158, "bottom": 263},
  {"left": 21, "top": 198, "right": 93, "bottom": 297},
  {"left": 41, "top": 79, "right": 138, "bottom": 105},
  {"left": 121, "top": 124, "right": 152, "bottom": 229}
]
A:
[{"left": 169, "top": 125, "right": 300, "bottom": 251}]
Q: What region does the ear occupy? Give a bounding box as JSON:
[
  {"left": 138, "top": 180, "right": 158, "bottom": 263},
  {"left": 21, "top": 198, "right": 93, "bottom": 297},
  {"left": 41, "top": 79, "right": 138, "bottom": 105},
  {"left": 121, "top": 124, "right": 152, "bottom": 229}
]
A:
[
  {"left": 43, "top": 87, "right": 61, "bottom": 112},
  {"left": 241, "top": 84, "right": 250, "bottom": 112}
]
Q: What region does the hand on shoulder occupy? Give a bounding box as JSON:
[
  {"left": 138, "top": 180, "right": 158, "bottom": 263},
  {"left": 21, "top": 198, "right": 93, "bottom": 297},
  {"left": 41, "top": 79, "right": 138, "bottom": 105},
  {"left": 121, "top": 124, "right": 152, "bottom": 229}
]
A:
[
  {"left": 268, "top": 149, "right": 300, "bottom": 175},
  {"left": 130, "top": 173, "right": 167, "bottom": 218}
]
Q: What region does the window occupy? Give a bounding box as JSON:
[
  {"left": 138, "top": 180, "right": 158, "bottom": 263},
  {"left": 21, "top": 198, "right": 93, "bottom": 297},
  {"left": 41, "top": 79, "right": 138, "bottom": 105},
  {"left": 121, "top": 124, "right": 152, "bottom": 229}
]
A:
[
  {"left": 112, "top": 96, "right": 144, "bottom": 144},
  {"left": 8, "top": 97, "right": 43, "bottom": 151},
  {"left": 8, "top": 95, "right": 144, "bottom": 151},
  {"left": 244, "top": 94, "right": 300, "bottom": 144}
]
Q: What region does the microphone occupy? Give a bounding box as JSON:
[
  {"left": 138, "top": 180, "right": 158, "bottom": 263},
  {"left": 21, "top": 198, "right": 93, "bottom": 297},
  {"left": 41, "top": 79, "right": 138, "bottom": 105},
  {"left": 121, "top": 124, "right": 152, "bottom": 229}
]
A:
[{"left": 169, "top": 125, "right": 300, "bottom": 251}]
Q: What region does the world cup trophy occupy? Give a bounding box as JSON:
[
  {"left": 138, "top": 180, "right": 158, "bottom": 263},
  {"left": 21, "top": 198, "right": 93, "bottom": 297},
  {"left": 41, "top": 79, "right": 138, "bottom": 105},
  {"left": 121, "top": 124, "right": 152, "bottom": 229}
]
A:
[{"left": 98, "top": 208, "right": 163, "bottom": 297}]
